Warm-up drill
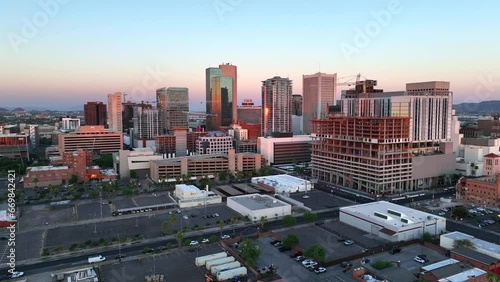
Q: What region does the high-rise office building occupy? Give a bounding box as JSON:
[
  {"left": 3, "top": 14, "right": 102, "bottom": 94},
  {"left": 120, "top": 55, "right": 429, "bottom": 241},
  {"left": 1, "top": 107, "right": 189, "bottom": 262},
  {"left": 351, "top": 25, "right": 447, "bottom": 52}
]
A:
[
  {"left": 84, "top": 102, "right": 107, "bottom": 126},
  {"left": 206, "top": 65, "right": 236, "bottom": 130},
  {"left": 122, "top": 101, "right": 136, "bottom": 133},
  {"left": 302, "top": 72, "right": 337, "bottom": 134},
  {"left": 238, "top": 99, "right": 261, "bottom": 124},
  {"left": 292, "top": 94, "right": 303, "bottom": 116},
  {"left": 219, "top": 63, "right": 237, "bottom": 122},
  {"left": 107, "top": 92, "right": 123, "bottom": 132},
  {"left": 261, "top": 76, "right": 293, "bottom": 136},
  {"left": 133, "top": 104, "right": 160, "bottom": 148},
  {"left": 156, "top": 87, "right": 189, "bottom": 134}
]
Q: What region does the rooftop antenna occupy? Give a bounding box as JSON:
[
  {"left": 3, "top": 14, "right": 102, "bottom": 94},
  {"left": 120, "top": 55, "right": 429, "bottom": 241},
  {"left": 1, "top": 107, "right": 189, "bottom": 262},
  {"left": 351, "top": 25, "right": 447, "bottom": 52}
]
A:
[{"left": 319, "top": 62, "right": 321, "bottom": 73}]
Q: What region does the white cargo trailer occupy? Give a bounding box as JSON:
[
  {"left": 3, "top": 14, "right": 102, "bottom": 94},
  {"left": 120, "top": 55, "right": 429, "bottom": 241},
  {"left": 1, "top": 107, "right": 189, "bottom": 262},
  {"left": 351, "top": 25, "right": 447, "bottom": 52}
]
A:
[
  {"left": 216, "top": 266, "right": 247, "bottom": 281},
  {"left": 206, "top": 256, "right": 235, "bottom": 270},
  {"left": 211, "top": 261, "right": 241, "bottom": 276},
  {"left": 195, "top": 252, "right": 227, "bottom": 267}
]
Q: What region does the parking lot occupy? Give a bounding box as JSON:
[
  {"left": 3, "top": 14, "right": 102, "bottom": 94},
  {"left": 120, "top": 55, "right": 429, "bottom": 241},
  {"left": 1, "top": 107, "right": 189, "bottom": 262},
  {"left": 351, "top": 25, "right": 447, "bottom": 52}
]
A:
[
  {"left": 44, "top": 204, "right": 241, "bottom": 250},
  {"left": 277, "top": 226, "right": 364, "bottom": 261},
  {"left": 289, "top": 190, "right": 354, "bottom": 211},
  {"left": 320, "top": 221, "right": 386, "bottom": 249},
  {"left": 76, "top": 202, "right": 112, "bottom": 220},
  {"left": 113, "top": 193, "right": 174, "bottom": 211},
  {"left": 100, "top": 244, "right": 225, "bottom": 282},
  {"left": 19, "top": 204, "right": 76, "bottom": 229}
]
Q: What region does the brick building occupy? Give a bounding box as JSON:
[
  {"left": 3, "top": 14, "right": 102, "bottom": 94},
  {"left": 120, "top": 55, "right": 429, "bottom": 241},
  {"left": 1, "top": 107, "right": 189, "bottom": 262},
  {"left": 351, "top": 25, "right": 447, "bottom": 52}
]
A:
[
  {"left": 457, "top": 174, "right": 500, "bottom": 208},
  {"left": 58, "top": 125, "right": 123, "bottom": 154},
  {"left": 84, "top": 102, "right": 107, "bottom": 126},
  {"left": 484, "top": 153, "right": 500, "bottom": 176},
  {"left": 450, "top": 247, "right": 500, "bottom": 274}
]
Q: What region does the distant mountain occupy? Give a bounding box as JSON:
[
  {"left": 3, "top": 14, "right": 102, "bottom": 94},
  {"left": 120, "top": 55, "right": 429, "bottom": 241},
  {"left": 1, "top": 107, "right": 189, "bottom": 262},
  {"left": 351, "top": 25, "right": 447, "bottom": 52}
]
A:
[
  {"left": 453, "top": 100, "right": 500, "bottom": 114},
  {"left": 12, "top": 107, "right": 25, "bottom": 112},
  {"left": 0, "top": 107, "right": 8, "bottom": 112}
]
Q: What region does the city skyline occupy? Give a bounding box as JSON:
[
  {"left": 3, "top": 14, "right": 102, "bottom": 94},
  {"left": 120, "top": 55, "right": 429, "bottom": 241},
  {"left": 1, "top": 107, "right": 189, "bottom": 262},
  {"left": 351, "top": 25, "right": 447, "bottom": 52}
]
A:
[{"left": 1, "top": 0, "right": 499, "bottom": 110}]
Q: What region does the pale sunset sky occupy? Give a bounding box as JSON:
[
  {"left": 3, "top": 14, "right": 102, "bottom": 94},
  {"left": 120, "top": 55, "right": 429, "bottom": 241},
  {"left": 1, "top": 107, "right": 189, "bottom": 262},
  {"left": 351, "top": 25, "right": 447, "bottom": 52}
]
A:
[{"left": 1, "top": 0, "right": 499, "bottom": 110}]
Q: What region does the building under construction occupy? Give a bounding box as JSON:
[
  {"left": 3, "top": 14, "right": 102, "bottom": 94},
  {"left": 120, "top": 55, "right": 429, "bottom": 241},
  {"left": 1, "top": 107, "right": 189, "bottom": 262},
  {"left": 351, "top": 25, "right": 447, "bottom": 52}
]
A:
[{"left": 311, "top": 114, "right": 413, "bottom": 195}]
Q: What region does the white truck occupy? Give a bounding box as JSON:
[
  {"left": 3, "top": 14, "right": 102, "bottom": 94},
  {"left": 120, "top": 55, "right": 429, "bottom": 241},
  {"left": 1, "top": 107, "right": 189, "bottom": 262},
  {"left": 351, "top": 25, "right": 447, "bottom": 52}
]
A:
[
  {"left": 205, "top": 256, "right": 235, "bottom": 270},
  {"left": 211, "top": 261, "right": 241, "bottom": 276},
  {"left": 88, "top": 255, "right": 106, "bottom": 263},
  {"left": 216, "top": 266, "right": 247, "bottom": 281},
  {"left": 195, "top": 252, "right": 227, "bottom": 267}
]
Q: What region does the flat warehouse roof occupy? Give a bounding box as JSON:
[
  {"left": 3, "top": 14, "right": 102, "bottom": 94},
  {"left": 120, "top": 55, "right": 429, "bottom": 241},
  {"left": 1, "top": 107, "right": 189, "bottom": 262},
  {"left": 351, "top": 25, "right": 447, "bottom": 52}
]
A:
[
  {"left": 229, "top": 194, "right": 289, "bottom": 210},
  {"left": 442, "top": 231, "right": 500, "bottom": 254},
  {"left": 340, "top": 201, "right": 444, "bottom": 229},
  {"left": 252, "top": 174, "right": 311, "bottom": 189}
]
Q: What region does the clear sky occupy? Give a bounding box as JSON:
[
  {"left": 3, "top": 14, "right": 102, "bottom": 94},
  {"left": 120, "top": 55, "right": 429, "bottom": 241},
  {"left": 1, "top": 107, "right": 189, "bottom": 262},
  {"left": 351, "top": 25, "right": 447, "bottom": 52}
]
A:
[{"left": 1, "top": 0, "right": 499, "bottom": 110}]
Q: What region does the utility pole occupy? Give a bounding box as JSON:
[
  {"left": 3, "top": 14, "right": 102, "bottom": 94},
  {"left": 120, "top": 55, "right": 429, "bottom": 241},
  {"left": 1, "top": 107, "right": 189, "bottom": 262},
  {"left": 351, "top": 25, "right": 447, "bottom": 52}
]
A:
[{"left": 93, "top": 212, "right": 97, "bottom": 234}]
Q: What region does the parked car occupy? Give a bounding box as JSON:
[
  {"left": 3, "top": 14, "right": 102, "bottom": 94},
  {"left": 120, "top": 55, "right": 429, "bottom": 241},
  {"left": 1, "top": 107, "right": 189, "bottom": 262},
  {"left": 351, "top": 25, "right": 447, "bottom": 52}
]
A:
[
  {"left": 389, "top": 247, "right": 401, "bottom": 254},
  {"left": 10, "top": 272, "right": 25, "bottom": 278},
  {"left": 270, "top": 240, "right": 280, "bottom": 245},
  {"left": 183, "top": 215, "right": 189, "bottom": 220},
  {"left": 279, "top": 246, "right": 292, "bottom": 252},
  {"left": 340, "top": 262, "right": 352, "bottom": 268},
  {"left": 290, "top": 251, "right": 303, "bottom": 258},
  {"left": 189, "top": 241, "right": 199, "bottom": 246},
  {"left": 314, "top": 267, "right": 327, "bottom": 274},
  {"left": 295, "top": 256, "right": 305, "bottom": 262},
  {"left": 221, "top": 235, "right": 231, "bottom": 239},
  {"left": 114, "top": 254, "right": 127, "bottom": 259},
  {"left": 303, "top": 195, "right": 310, "bottom": 199},
  {"left": 201, "top": 238, "right": 209, "bottom": 243},
  {"left": 414, "top": 256, "right": 426, "bottom": 263},
  {"left": 302, "top": 259, "right": 315, "bottom": 266},
  {"left": 273, "top": 241, "right": 283, "bottom": 247},
  {"left": 344, "top": 240, "right": 354, "bottom": 246}
]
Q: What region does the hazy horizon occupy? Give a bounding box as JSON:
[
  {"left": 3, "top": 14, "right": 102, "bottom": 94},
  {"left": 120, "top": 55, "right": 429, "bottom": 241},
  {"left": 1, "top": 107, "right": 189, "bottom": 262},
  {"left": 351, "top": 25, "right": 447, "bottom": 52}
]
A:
[{"left": 1, "top": 0, "right": 499, "bottom": 110}]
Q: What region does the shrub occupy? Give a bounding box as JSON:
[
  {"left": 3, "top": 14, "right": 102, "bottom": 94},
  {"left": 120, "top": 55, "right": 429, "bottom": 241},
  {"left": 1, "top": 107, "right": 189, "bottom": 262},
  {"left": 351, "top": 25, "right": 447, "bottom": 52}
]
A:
[{"left": 371, "top": 261, "right": 393, "bottom": 270}]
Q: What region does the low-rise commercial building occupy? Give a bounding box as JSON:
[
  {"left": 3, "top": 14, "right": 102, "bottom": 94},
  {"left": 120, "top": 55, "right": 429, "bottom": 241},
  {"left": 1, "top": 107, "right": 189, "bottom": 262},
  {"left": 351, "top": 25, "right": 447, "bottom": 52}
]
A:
[
  {"left": 0, "top": 133, "right": 29, "bottom": 159},
  {"left": 340, "top": 201, "right": 446, "bottom": 242},
  {"left": 227, "top": 194, "right": 291, "bottom": 221},
  {"left": 174, "top": 184, "right": 222, "bottom": 208},
  {"left": 450, "top": 247, "right": 500, "bottom": 274},
  {"left": 196, "top": 131, "right": 233, "bottom": 155},
  {"left": 251, "top": 174, "right": 312, "bottom": 194},
  {"left": 150, "top": 149, "right": 264, "bottom": 182},
  {"left": 114, "top": 149, "right": 164, "bottom": 178},
  {"left": 419, "top": 258, "right": 487, "bottom": 282},
  {"left": 456, "top": 174, "right": 500, "bottom": 208},
  {"left": 440, "top": 232, "right": 500, "bottom": 260}
]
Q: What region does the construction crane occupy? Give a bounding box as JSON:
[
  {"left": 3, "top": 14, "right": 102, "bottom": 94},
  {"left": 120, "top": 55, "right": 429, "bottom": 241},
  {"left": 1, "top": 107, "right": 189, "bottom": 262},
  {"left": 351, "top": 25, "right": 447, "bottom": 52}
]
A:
[
  {"left": 336, "top": 73, "right": 362, "bottom": 86},
  {"left": 336, "top": 73, "right": 377, "bottom": 94}
]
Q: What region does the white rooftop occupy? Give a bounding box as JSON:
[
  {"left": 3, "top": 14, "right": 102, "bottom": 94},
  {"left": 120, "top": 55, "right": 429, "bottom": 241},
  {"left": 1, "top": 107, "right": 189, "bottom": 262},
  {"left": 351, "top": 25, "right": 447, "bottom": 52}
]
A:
[
  {"left": 229, "top": 194, "right": 289, "bottom": 210},
  {"left": 176, "top": 184, "right": 203, "bottom": 193},
  {"left": 30, "top": 166, "right": 69, "bottom": 172},
  {"left": 421, "top": 259, "right": 459, "bottom": 272},
  {"left": 441, "top": 231, "right": 500, "bottom": 255},
  {"left": 438, "top": 268, "right": 486, "bottom": 282},
  {"left": 252, "top": 174, "right": 311, "bottom": 189},
  {"left": 340, "top": 201, "right": 445, "bottom": 230}
]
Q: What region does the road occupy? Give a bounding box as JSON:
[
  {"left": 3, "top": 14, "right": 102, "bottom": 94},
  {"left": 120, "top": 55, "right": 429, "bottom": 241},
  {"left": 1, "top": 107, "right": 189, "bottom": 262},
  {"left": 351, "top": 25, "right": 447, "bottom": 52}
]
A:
[
  {"left": 4, "top": 210, "right": 339, "bottom": 276},
  {"left": 446, "top": 220, "right": 500, "bottom": 245}
]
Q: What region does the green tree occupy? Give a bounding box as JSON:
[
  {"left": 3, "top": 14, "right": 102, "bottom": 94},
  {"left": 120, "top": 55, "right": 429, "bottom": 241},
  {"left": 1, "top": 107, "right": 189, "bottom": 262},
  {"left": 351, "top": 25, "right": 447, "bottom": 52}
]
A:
[
  {"left": 303, "top": 211, "right": 317, "bottom": 222},
  {"left": 423, "top": 232, "right": 432, "bottom": 242},
  {"left": 176, "top": 231, "right": 184, "bottom": 249},
  {"left": 453, "top": 239, "right": 476, "bottom": 250},
  {"left": 452, "top": 206, "right": 468, "bottom": 219},
  {"left": 48, "top": 184, "right": 58, "bottom": 195},
  {"left": 218, "top": 170, "right": 228, "bottom": 182},
  {"left": 283, "top": 234, "right": 300, "bottom": 248},
  {"left": 239, "top": 238, "right": 260, "bottom": 267},
  {"left": 169, "top": 213, "right": 177, "bottom": 229},
  {"left": 231, "top": 217, "right": 238, "bottom": 236},
  {"left": 209, "top": 234, "right": 218, "bottom": 243},
  {"left": 89, "top": 190, "right": 99, "bottom": 199},
  {"left": 69, "top": 174, "right": 78, "bottom": 185},
  {"left": 259, "top": 216, "right": 267, "bottom": 229},
  {"left": 304, "top": 244, "right": 326, "bottom": 262},
  {"left": 161, "top": 221, "right": 169, "bottom": 235},
  {"left": 130, "top": 170, "right": 137, "bottom": 179},
  {"left": 218, "top": 220, "right": 225, "bottom": 238},
  {"left": 282, "top": 215, "right": 296, "bottom": 227},
  {"left": 486, "top": 272, "right": 500, "bottom": 282},
  {"left": 33, "top": 177, "right": 39, "bottom": 188}
]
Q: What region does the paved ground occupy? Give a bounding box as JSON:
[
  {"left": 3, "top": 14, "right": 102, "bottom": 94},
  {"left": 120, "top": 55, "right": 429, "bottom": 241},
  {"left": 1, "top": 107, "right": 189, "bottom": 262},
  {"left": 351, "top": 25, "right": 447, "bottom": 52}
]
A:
[
  {"left": 113, "top": 198, "right": 136, "bottom": 210},
  {"left": 19, "top": 204, "right": 76, "bottom": 229},
  {"left": 100, "top": 244, "right": 225, "bottom": 282},
  {"left": 289, "top": 190, "right": 354, "bottom": 211},
  {"left": 76, "top": 202, "right": 112, "bottom": 220},
  {"left": 44, "top": 204, "right": 240, "bottom": 250},
  {"left": 134, "top": 194, "right": 173, "bottom": 207},
  {"left": 320, "top": 221, "right": 387, "bottom": 249},
  {"left": 277, "top": 226, "right": 363, "bottom": 261}
]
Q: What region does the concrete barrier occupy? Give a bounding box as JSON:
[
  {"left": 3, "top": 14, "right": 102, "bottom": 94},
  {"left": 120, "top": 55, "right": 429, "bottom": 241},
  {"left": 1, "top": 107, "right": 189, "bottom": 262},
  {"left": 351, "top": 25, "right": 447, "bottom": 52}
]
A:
[{"left": 275, "top": 195, "right": 312, "bottom": 211}]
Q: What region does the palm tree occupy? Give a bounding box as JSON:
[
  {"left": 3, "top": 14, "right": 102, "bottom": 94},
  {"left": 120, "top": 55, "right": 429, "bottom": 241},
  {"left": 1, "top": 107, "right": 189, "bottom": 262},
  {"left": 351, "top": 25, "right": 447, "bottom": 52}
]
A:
[
  {"left": 169, "top": 213, "right": 177, "bottom": 230},
  {"left": 161, "top": 221, "right": 169, "bottom": 236},
  {"left": 231, "top": 217, "right": 238, "bottom": 236},
  {"left": 218, "top": 220, "right": 225, "bottom": 238},
  {"left": 176, "top": 231, "right": 184, "bottom": 249},
  {"left": 260, "top": 216, "right": 267, "bottom": 229}
]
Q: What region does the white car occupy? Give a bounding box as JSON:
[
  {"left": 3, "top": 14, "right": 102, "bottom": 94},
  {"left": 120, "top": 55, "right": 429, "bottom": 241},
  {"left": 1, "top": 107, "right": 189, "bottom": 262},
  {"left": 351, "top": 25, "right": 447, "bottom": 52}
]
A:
[
  {"left": 189, "top": 241, "right": 199, "bottom": 246},
  {"left": 303, "top": 195, "right": 310, "bottom": 199},
  {"left": 302, "top": 259, "right": 315, "bottom": 266},
  {"left": 414, "top": 256, "right": 426, "bottom": 263},
  {"left": 314, "top": 267, "right": 326, "bottom": 274},
  {"left": 11, "top": 271, "right": 25, "bottom": 278},
  {"left": 344, "top": 240, "right": 354, "bottom": 246},
  {"left": 201, "top": 238, "right": 209, "bottom": 243},
  {"left": 221, "top": 235, "right": 230, "bottom": 239},
  {"left": 183, "top": 215, "right": 188, "bottom": 220},
  {"left": 438, "top": 212, "right": 445, "bottom": 216}
]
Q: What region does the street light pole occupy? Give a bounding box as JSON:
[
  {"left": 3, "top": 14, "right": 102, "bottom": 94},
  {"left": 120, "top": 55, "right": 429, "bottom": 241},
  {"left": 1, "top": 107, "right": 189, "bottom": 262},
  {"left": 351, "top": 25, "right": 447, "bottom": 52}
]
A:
[{"left": 93, "top": 212, "right": 97, "bottom": 234}]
